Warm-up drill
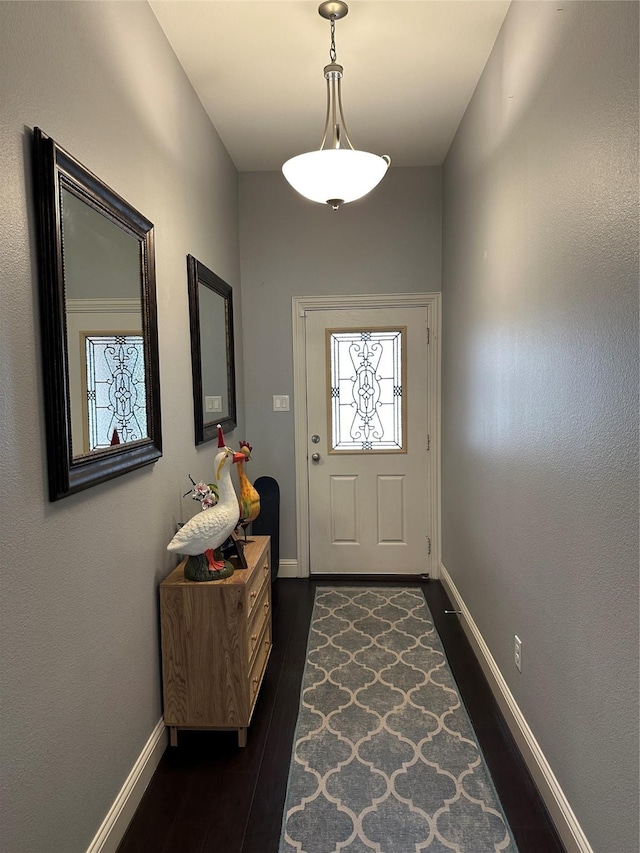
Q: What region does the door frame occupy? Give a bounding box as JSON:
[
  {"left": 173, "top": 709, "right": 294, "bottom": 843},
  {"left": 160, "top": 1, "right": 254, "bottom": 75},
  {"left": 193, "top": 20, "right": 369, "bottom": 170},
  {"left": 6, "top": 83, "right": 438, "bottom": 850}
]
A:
[{"left": 292, "top": 292, "right": 442, "bottom": 578}]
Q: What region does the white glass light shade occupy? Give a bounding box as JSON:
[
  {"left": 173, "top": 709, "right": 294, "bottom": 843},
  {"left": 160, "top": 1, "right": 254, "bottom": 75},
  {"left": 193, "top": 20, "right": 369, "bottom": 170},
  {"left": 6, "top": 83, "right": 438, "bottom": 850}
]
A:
[{"left": 282, "top": 148, "right": 389, "bottom": 206}]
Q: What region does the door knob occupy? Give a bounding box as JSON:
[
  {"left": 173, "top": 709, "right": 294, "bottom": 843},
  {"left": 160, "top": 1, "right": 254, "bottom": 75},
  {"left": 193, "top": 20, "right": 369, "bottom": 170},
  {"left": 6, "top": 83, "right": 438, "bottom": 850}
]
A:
[
  {"left": 311, "top": 434, "right": 320, "bottom": 443},
  {"left": 311, "top": 452, "right": 321, "bottom": 462}
]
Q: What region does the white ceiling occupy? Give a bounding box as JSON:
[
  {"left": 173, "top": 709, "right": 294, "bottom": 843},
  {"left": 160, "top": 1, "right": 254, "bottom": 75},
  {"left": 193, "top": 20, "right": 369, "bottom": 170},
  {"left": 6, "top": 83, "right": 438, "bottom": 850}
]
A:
[{"left": 150, "top": 0, "right": 510, "bottom": 171}]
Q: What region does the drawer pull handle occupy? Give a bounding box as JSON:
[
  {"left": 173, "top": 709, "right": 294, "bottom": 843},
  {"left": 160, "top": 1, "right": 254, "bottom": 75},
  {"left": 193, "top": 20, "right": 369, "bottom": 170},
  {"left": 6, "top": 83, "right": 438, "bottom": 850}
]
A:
[
  {"left": 264, "top": 601, "right": 269, "bottom": 613},
  {"left": 252, "top": 677, "right": 259, "bottom": 687},
  {"left": 250, "top": 590, "right": 258, "bottom": 601},
  {"left": 251, "top": 633, "right": 258, "bottom": 647}
]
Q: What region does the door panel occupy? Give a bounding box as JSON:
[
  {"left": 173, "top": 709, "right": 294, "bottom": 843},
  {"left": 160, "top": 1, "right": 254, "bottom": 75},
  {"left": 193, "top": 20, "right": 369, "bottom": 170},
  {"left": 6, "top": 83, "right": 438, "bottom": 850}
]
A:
[
  {"left": 377, "top": 475, "right": 405, "bottom": 543},
  {"left": 306, "top": 306, "right": 431, "bottom": 574},
  {"left": 330, "top": 475, "right": 359, "bottom": 543}
]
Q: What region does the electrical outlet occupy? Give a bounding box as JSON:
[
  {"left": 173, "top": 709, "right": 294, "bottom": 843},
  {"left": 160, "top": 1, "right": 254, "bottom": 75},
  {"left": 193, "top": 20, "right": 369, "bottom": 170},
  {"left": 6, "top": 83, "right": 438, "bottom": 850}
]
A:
[{"left": 514, "top": 635, "right": 522, "bottom": 672}]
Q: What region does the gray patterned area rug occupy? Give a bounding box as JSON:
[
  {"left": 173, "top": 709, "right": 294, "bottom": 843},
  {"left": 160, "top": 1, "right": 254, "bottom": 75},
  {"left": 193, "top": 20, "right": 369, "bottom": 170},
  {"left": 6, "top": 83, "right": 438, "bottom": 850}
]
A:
[{"left": 279, "top": 587, "right": 518, "bottom": 853}]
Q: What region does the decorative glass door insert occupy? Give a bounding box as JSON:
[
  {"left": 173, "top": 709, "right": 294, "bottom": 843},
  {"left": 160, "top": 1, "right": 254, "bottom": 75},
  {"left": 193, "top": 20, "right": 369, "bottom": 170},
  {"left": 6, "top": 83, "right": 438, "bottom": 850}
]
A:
[
  {"left": 328, "top": 327, "right": 406, "bottom": 452},
  {"left": 82, "top": 333, "right": 147, "bottom": 452}
]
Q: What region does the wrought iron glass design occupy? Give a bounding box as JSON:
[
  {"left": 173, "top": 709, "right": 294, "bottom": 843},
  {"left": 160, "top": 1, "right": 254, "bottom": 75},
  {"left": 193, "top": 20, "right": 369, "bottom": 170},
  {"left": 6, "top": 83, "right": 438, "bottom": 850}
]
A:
[
  {"left": 329, "top": 328, "right": 404, "bottom": 451},
  {"left": 84, "top": 334, "right": 147, "bottom": 452}
]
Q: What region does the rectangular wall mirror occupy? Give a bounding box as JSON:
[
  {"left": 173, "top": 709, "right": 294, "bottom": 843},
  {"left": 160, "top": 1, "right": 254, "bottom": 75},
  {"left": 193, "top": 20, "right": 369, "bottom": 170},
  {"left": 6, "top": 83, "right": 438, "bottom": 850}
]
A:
[
  {"left": 187, "top": 255, "right": 236, "bottom": 443},
  {"left": 32, "top": 128, "right": 162, "bottom": 500}
]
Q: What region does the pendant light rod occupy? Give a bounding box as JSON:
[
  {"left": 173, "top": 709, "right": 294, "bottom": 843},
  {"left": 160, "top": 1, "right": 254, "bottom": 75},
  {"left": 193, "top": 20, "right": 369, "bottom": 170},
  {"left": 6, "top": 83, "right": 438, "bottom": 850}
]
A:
[
  {"left": 320, "top": 63, "right": 354, "bottom": 151},
  {"left": 319, "top": 2, "right": 353, "bottom": 151}
]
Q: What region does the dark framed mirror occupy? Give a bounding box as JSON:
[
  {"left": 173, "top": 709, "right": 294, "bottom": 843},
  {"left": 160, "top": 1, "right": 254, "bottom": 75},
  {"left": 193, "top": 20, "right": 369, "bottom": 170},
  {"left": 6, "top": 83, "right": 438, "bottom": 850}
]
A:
[
  {"left": 32, "top": 128, "right": 162, "bottom": 501},
  {"left": 187, "top": 255, "right": 236, "bottom": 444}
]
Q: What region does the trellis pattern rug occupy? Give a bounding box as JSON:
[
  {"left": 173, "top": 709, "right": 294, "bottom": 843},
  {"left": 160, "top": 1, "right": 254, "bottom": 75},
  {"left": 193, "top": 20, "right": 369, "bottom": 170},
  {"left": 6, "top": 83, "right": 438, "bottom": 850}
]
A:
[{"left": 279, "top": 588, "right": 518, "bottom": 853}]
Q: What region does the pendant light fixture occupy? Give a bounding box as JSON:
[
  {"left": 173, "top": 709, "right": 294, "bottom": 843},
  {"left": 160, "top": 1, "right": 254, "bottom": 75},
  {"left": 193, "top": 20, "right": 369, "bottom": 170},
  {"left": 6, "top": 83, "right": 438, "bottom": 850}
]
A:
[{"left": 282, "top": 1, "right": 390, "bottom": 210}]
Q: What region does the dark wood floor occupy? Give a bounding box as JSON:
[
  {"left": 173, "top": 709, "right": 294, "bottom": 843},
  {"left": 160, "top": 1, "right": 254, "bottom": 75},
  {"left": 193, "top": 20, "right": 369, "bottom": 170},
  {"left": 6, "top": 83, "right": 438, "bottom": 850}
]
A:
[{"left": 117, "top": 578, "right": 565, "bottom": 853}]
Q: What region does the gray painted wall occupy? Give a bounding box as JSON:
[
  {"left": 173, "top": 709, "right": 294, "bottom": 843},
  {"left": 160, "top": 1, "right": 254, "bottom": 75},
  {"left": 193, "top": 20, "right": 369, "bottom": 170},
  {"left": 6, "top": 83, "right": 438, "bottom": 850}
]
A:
[
  {"left": 441, "top": 2, "right": 638, "bottom": 851},
  {"left": 238, "top": 167, "right": 442, "bottom": 560},
  {"left": 0, "top": 2, "right": 243, "bottom": 851}
]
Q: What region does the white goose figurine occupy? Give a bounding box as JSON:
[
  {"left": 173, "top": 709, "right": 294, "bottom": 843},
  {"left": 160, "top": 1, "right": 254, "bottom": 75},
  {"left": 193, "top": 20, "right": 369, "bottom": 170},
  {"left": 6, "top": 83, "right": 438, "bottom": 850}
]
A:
[{"left": 167, "top": 426, "right": 243, "bottom": 572}]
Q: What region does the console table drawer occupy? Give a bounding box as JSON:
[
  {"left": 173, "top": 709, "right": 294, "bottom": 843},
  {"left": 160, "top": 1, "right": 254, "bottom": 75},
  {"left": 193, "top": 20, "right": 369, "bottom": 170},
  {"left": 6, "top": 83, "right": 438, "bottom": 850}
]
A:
[
  {"left": 248, "top": 620, "right": 272, "bottom": 711},
  {"left": 248, "top": 582, "right": 270, "bottom": 667}
]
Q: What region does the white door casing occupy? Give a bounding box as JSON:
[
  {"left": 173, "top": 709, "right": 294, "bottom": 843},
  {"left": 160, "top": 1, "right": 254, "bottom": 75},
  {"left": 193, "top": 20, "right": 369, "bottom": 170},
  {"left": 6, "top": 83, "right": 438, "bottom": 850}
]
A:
[{"left": 293, "top": 293, "right": 441, "bottom": 578}]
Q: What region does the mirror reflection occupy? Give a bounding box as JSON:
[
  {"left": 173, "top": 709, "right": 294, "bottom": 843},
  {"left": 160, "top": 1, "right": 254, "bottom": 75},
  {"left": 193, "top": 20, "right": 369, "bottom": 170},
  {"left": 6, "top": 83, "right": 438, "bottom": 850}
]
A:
[
  {"left": 198, "top": 283, "right": 229, "bottom": 422},
  {"left": 187, "top": 255, "right": 236, "bottom": 443},
  {"left": 62, "top": 188, "right": 147, "bottom": 457}
]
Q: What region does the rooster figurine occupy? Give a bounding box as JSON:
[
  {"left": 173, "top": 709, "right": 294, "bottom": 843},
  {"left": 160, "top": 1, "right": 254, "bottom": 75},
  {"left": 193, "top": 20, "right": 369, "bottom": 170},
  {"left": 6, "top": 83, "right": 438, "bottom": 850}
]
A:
[
  {"left": 167, "top": 425, "right": 244, "bottom": 581},
  {"left": 236, "top": 440, "right": 261, "bottom": 538}
]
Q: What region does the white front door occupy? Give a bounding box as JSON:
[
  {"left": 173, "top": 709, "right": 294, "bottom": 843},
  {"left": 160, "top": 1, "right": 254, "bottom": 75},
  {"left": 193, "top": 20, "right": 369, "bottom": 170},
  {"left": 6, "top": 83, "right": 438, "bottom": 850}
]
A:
[{"left": 304, "top": 304, "right": 433, "bottom": 575}]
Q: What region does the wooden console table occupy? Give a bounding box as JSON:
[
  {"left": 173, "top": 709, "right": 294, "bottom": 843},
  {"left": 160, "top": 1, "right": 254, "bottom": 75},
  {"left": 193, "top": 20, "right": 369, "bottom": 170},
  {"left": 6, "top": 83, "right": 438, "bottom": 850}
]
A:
[{"left": 160, "top": 536, "right": 272, "bottom": 747}]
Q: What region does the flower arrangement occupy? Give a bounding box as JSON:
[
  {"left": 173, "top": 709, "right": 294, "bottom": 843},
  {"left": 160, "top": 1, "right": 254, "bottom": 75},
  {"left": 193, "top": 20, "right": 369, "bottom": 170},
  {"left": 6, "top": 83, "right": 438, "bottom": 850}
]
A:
[{"left": 184, "top": 475, "right": 219, "bottom": 510}]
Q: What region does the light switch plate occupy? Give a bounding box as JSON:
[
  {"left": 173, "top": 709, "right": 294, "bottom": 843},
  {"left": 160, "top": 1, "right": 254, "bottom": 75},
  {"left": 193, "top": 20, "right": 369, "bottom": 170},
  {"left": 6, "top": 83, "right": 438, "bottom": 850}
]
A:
[
  {"left": 273, "top": 395, "right": 290, "bottom": 412},
  {"left": 205, "top": 396, "right": 222, "bottom": 413}
]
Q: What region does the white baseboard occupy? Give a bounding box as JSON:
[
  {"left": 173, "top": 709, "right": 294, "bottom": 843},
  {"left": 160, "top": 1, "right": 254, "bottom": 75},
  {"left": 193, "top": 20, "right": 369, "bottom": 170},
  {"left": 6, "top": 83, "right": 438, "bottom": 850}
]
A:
[
  {"left": 86, "top": 718, "right": 167, "bottom": 853},
  {"left": 278, "top": 559, "right": 299, "bottom": 578},
  {"left": 439, "top": 564, "right": 593, "bottom": 853}
]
